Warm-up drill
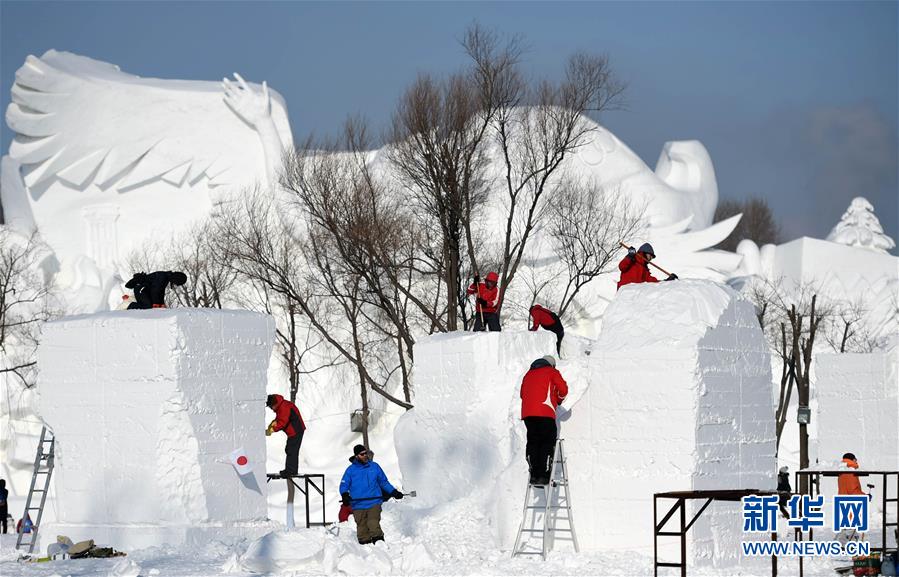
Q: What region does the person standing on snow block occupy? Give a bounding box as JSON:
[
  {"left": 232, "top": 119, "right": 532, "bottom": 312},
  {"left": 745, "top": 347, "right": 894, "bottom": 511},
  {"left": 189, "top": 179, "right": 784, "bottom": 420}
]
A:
[
  {"left": 467, "top": 271, "right": 501, "bottom": 332},
  {"left": 340, "top": 444, "right": 404, "bottom": 544},
  {"left": 125, "top": 271, "right": 188, "bottom": 309},
  {"left": 265, "top": 394, "right": 306, "bottom": 477},
  {"left": 520, "top": 355, "right": 568, "bottom": 485},
  {"left": 617, "top": 243, "right": 677, "bottom": 290},
  {"left": 838, "top": 452, "right": 869, "bottom": 499},
  {"left": 529, "top": 304, "right": 564, "bottom": 355}
]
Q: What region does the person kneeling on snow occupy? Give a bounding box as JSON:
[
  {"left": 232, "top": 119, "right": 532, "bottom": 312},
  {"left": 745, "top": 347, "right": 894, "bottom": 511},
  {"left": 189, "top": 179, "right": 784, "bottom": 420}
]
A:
[
  {"left": 529, "top": 304, "right": 564, "bottom": 355},
  {"left": 617, "top": 243, "right": 677, "bottom": 290},
  {"left": 520, "top": 355, "right": 568, "bottom": 485},
  {"left": 125, "top": 270, "right": 188, "bottom": 309},
  {"left": 340, "top": 444, "right": 404, "bottom": 544},
  {"left": 265, "top": 394, "right": 306, "bottom": 477}
]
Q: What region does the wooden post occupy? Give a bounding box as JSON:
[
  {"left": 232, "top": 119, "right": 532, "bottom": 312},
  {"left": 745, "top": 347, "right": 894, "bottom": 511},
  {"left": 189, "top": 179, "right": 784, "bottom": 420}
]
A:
[{"left": 286, "top": 478, "right": 296, "bottom": 529}]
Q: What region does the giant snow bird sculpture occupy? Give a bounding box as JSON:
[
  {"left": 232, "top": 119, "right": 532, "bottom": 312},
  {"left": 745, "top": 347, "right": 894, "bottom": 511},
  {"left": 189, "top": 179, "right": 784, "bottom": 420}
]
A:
[{"left": 1, "top": 50, "right": 740, "bottom": 313}]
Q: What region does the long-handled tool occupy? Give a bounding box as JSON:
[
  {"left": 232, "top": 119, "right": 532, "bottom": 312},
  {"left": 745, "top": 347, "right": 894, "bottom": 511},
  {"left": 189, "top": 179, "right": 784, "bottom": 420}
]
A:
[
  {"left": 469, "top": 279, "right": 485, "bottom": 330},
  {"left": 619, "top": 241, "right": 675, "bottom": 278}
]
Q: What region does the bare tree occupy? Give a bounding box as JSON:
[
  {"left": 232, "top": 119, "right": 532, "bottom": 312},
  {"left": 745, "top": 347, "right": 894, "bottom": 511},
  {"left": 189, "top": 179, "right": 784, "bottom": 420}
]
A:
[
  {"left": 386, "top": 25, "right": 521, "bottom": 330},
  {"left": 714, "top": 197, "right": 782, "bottom": 252},
  {"left": 212, "top": 189, "right": 413, "bottom": 445},
  {"left": 491, "top": 51, "right": 626, "bottom": 315},
  {"left": 548, "top": 182, "right": 641, "bottom": 316},
  {"left": 749, "top": 278, "right": 831, "bottom": 490},
  {"left": 127, "top": 221, "right": 238, "bottom": 308},
  {"left": 823, "top": 296, "right": 881, "bottom": 354},
  {"left": 0, "top": 229, "right": 57, "bottom": 388}
]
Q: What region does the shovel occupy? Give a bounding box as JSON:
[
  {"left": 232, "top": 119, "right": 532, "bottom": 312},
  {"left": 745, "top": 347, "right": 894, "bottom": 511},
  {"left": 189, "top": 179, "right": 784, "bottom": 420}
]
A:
[{"left": 619, "top": 241, "right": 674, "bottom": 277}]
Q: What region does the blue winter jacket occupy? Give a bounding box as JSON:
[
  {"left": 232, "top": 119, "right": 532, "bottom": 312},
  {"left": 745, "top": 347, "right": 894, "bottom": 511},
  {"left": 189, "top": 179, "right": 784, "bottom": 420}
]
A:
[{"left": 339, "top": 458, "right": 396, "bottom": 511}]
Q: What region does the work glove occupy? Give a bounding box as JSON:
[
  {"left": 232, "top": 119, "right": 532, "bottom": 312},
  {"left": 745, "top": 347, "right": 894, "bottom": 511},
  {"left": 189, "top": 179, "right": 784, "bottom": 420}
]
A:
[
  {"left": 341, "top": 492, "right": 351, "bottom": 506},
  {"left": 627, "top": 247, "right": 636, "bottom": 261},
  {"left": 665, "top": 273, "right": 678, "bottom": 281},
  {"left": 477, "top": 298, "right": 488, "bottom": 307},
  {"left": 473, "top": 274, "right": 480, "bottom": 284},
  {"left": 392, "top": 490, "right": 404, "bottom": 500},
  {"left": 265, "top": 422, "right": 275, "bottom": 436}
]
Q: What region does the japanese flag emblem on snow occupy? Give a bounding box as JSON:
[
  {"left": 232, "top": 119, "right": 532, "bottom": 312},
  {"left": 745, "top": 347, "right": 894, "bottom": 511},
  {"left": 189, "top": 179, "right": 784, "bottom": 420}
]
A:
[{"left": 228, "top": 447, "right": 253, "bottom": 476}]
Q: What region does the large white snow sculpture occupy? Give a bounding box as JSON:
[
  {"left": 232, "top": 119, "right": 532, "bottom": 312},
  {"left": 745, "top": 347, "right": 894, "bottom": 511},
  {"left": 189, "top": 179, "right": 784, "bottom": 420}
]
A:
[
  {"left": 563, "top": 280, "right": 775, "bottom": 568},
  {"left": 826, "top": 197, "right": 896, "bottom": 254},
  {"left": 38, "top": 309, "right": 275, "bottom": 549},
  {"left": 2, "top": 50, "right": 292, "bottom": 311}
]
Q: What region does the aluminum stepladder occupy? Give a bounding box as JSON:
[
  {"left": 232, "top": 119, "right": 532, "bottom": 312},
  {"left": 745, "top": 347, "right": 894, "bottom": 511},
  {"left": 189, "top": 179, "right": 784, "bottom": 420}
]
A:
[
  {"left": 15, "top": 426, "right": 55, "bottom": 554},
  {"left": 511, "top": 438, "right": 579, "bottom": 559}
]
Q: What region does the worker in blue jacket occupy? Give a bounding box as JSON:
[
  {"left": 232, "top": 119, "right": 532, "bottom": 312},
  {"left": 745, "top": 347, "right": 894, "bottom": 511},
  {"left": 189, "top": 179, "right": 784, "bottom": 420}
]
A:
[{"left": 339, "top": 444, "right": 403, "bottom": 544}]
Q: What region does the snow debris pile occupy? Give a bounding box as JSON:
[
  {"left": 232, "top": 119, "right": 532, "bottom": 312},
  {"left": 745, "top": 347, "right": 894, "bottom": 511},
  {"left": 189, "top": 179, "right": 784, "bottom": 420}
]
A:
[{"left": 38, "top": 309, "right": 276, "bottom": 550}]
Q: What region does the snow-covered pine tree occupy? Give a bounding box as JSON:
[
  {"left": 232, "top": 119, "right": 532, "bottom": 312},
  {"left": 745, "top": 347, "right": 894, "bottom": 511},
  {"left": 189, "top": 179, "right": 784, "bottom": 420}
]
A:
[{"left": 826, "top": 197, "right": 896, "bottom": 254}]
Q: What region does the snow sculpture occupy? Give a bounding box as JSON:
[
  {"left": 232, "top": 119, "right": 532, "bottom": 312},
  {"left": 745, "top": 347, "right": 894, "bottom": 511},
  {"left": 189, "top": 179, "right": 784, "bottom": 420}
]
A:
[
  {"left": 827, "top": 197, "right": 896, "bottom": 254},
  {"left": 2, "top": 50, "right": 292, "bottom": 312},
  {"left": 396, "top": 281, "right": 774, "bottom": 569},
  {"left": 564, "top": 280, "right": 775, "bottom": 569},
  {"left": 38, "top": 309, "right": 275, "bottom": 549},
  {"left": 394, "top": 330, "right": 559, "bottom": 548}
]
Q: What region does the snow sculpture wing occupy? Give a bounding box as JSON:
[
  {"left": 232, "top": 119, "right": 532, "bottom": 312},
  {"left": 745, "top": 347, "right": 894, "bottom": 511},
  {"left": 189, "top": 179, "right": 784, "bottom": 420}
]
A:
[{"left": 6, "top": 50, "right": 292, "bottom": 192}]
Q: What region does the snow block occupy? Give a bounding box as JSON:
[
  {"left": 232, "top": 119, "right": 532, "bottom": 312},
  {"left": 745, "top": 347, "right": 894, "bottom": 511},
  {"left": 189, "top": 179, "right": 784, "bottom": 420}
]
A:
[
  {"left": 395, "top": 330, "right": 558, "bottom": 546},
  {"left": 38, "top": 309, "right": 275, "bottom": 550},
  {"left": 397, "top": 281, "right": 775, "bottom": 570},
  {"left": 565, "top": 280, "right": 775, "bottom": 569},
  {"left": 816, "top": 351, "right": 898, "bottom": 471}
]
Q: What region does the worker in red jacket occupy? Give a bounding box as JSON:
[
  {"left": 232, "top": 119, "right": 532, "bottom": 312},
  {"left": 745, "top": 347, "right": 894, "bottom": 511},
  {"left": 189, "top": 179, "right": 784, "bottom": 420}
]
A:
[
  {"left": 266, "top": 394, "right": 306, "bottom": 476},
  {"left": 529, "top": 304, "right": 564, "bottom": 355},
  {"left": 617, "top": 243, "right": 677, "bottom": 290},
  {"left": 520, "top": 355, "right": 568, "bottom": 485},
  {"left": 467, "top": 271, "right": 501, "bottom": 332}
]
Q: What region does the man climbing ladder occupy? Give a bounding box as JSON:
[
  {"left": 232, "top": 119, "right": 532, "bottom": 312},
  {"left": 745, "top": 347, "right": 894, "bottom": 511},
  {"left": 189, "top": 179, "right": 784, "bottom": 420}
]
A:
[{"left": 519, "top": 355, "right": 568, "bottom": 485}]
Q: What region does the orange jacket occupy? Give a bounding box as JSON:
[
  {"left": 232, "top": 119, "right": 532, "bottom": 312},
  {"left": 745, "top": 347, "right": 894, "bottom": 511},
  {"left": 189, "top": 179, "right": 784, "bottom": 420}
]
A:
[{"left": 837, "top": 458, "right": 864, "bottom": 495}]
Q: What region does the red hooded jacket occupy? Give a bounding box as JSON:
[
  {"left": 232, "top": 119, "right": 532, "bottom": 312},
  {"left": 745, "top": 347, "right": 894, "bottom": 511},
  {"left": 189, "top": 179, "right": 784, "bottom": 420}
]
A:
[
  {"left": 617, "top": 253, "right": 659, "bottom": 290},
  {"left": 467, "top": 272, "right": 500, "bottom": 313},
  {"left": 520, "top": 358, "right": 568, "bottom": 419},
  {"left": 529, "top": 305, "right": 558, "bottom": 330},
  {"left": 269, "top": 394, "right": 306, "bottom": 437}
]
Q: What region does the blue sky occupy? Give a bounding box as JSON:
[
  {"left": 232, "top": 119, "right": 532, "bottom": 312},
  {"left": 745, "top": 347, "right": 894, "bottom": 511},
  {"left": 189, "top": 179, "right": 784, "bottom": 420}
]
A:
[{"left": 2, "top": 1, "right": 896, "bottom": 242}]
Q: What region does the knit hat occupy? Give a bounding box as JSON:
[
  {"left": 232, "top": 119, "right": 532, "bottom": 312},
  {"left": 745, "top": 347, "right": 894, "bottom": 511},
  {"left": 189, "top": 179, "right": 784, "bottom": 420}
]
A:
[
  {"left": 353, "top": 444, "right": 367, "bottom": 456},
  {"left": 638, "top": 243, "right": 655, "bottom": 257},
  {"left": 542, "top": 355, "right": 556, "bottom": 367}
]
